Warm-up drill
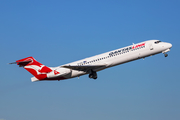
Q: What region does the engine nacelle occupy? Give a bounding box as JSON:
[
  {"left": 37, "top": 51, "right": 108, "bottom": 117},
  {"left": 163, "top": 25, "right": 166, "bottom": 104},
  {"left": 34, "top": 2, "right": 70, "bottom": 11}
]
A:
[{"left": 46, "top": 67, "right": 71, "bottom": 80}]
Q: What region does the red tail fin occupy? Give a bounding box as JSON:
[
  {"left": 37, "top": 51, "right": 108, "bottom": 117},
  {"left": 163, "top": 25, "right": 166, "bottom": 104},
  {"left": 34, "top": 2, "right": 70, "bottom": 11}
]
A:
[{"left": 16, "top": 57, "right": 52, "bottom": 80}]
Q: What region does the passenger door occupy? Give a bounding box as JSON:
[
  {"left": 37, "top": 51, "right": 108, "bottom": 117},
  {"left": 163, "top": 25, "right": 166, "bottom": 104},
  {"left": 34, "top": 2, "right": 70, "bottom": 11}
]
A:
[{"left": 149, "top": 43, "right": 153, "bottom": 50}]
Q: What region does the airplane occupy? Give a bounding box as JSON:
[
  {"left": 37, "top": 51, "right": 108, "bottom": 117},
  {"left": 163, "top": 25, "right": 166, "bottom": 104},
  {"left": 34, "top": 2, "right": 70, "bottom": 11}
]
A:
[{"left": 10, "top": 40, "right": 172, "bottom": 82}]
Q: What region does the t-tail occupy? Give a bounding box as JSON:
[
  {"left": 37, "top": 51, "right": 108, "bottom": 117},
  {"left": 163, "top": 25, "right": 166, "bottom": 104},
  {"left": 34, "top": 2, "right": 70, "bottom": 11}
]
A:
[{"left": 10, "top": 57, "right": 53, "bottom": 82}]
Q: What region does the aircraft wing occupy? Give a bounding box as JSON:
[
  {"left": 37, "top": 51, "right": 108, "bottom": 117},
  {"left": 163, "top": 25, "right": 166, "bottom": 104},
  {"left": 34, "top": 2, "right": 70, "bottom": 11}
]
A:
[{"left": 62, "top": 64, "right": 107, "bottom": 72}]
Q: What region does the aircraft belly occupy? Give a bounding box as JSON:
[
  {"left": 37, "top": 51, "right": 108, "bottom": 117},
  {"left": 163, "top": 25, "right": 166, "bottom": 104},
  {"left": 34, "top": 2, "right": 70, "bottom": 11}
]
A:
[
  {"left": 140, "top": 48, "right": 161, "bottom": 58},
  {"left": 112, "top": 52, "right": 139, "bottom": 66},
  {"left": 71, "top": 70, "right": 86, "bottom": 78}
]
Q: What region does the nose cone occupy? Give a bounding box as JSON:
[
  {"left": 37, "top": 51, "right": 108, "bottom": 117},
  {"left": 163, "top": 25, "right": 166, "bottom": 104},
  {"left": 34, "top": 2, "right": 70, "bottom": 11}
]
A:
[
  {"left": 168, "top": 43, "right": 172, "bottom": 48},
  {"left": 162, "top": 42, "right": 172, "bottom": 50}
]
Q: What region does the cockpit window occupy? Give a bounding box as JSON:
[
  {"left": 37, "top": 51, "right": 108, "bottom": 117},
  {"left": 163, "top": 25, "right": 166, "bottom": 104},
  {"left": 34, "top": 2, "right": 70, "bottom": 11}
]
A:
[{"left": 155, "top": 41, "right": 161, "bottom": 44}]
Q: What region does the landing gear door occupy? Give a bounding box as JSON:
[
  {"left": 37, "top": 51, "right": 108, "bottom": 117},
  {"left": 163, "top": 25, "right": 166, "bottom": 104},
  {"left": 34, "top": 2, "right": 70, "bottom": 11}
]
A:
[{"left": 149, "top": 43, "right": 153, "bottom": 50}]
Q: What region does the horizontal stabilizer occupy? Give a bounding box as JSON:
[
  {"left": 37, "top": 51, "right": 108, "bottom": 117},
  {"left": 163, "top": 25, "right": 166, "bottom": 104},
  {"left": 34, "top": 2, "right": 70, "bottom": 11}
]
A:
[
  {"left": 9, "top": 60, "right": 32, "bottom": 67},
  {"left": 31, "top": 77, "right": 39, "bottom": 82}
]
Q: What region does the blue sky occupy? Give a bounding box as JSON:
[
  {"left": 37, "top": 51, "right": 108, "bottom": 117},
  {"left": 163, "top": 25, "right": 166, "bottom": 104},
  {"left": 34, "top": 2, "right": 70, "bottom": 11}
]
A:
[{"left": 0, "top": 0, "right": 180, "bottom": 120}]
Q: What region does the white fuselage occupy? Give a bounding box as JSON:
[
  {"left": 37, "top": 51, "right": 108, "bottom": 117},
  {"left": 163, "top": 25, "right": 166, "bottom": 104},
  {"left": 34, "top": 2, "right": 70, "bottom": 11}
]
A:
[{"left": 50, "top": 40, "right": 172, "bottom": 80}]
